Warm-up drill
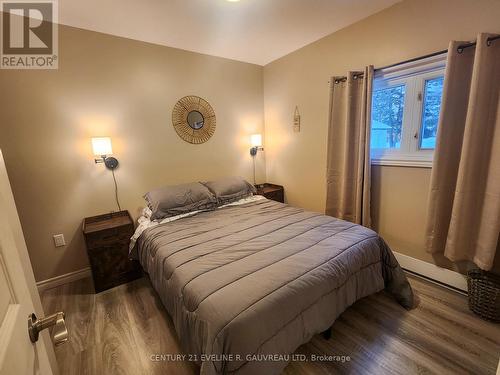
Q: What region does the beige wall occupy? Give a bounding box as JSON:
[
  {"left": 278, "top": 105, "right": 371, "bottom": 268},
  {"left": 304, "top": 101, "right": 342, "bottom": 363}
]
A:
[
  {"left": 0, "top": 25, "right": 265, "bottom": 282},
  {"left": 2, "top": 0, "right": 500, "bottom": 282},
  {"left": 263, "top": 0, "right": 500, "bottom": 271}
]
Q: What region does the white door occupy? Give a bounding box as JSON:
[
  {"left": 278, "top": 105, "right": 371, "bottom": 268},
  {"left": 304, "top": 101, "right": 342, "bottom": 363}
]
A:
[{"left": 0, "top": 150, "right": 60, "bottom": 375}]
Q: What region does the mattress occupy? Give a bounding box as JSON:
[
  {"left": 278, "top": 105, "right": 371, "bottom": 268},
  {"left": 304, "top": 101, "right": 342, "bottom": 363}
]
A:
[{"left": 134, "top": 197, "right": 413, "bottom": 375}]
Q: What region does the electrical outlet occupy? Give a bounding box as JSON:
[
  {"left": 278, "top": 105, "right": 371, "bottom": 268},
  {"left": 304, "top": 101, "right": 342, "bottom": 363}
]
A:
[{"left": 53, "top": 234, "right": 66, "bottom": 247}]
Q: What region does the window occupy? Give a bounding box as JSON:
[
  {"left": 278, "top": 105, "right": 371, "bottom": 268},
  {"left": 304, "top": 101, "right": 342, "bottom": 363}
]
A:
[
  {"left": 371, "top": 84, "right": 405, "bottom": 150},
  {"left": 420, "top": 76, "right": 444, "bottom": 149},
  {"left": 370, "top": 54, "right": 446, "bottom": 167}
]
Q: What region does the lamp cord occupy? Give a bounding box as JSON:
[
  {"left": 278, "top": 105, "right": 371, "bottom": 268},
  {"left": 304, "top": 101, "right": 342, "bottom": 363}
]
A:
[
  {"left": 111, "top": 169, "right": 122, "bottom": 211},
  {"left": 252, "top": 155, "right": 256, "bottom": 185}
]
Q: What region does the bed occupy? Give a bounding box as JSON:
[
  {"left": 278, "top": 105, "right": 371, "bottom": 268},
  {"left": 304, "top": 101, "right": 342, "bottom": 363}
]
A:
[{"left": 132, "top": 195, "right": 413, "bottom": 375}]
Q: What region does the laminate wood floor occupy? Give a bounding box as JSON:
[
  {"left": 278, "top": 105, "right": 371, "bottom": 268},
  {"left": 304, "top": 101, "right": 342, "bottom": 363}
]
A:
[{"left": 40, "top": 274, "right": 500, "bottom": 375}]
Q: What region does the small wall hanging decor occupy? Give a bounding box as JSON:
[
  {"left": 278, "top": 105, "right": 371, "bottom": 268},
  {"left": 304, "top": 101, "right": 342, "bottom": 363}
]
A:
[
  {"left": 293, "top": 105, "right": 301, "bottom": 133},
  {"left": 172, "top": 96, "right": 216, "bottom": 144}
]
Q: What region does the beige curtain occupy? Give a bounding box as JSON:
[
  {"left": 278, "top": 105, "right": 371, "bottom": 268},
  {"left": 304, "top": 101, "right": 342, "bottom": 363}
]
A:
[
  {"left": 426, "top": 33, "right": 500, "bottom": 270},
  {"left": 326, "top": 66, "right": 374, "bottom": 227}
]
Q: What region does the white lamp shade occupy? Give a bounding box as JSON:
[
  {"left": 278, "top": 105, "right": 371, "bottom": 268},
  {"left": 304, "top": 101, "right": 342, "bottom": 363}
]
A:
[
  {"left": 250, "top": 134, "right": 262, "bottom": 147},
  {"left": 91, "top": 137, "right": 113, "bottom": 156}
]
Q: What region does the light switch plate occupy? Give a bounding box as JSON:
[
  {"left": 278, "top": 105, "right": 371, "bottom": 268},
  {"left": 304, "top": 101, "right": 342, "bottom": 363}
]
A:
[{"left": 53, "top": 234, "right": 66, "bottom": 247}]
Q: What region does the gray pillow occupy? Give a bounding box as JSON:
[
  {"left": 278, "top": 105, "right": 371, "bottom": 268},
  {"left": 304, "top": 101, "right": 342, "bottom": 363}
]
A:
[
  {"left": 202, "top": 176, "right": 256, "bottom": 205},
  {"left": 144, "top": 182, "right": 217, "bottom": 220}
]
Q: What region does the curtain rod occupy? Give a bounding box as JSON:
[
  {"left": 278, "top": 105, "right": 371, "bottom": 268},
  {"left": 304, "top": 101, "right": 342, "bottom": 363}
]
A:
[
  {"left": 457, "top": 34, "right": 500, "bottom": 53},
  {"left": 376, "top": 49, "right": 447, "bottom": 71},
  {"left": 332, "top": 35, "right": 499, "bottom": 84}
]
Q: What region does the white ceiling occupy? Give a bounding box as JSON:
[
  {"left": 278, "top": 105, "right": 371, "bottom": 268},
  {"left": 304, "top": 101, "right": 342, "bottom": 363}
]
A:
[{"left": 59, "top": 0, "right": 401, "bottom": 66}]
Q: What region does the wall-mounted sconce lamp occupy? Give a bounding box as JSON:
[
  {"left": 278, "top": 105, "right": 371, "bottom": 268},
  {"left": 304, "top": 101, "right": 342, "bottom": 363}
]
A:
[
  {"left": 92, "top": 137, "right": 119, "bottom": 170},
  {"left": 91, "top": 137, "right": 122, "bottom": 211},
  {"left": 250, "top": 134, "right": 264, "bottom": 156},
  {"left": 250, "top": 134, "right": 263, "bottom": 185}
]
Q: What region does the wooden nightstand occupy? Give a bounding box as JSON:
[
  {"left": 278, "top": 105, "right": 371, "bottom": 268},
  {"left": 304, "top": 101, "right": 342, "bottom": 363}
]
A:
[
  {"left": 255, "top": 183, "right": 284, "bottom": 203},
  {"left": 83, "top": 211, "right": 142, "bottom": 293}
]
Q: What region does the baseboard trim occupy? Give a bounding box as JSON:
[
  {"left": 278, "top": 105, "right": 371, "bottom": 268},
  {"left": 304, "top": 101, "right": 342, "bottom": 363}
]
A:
[
  {"left": 393, "top": 251, "right": 468, "bottom": 292},
  {"left": 36, "top": 267, "right": 92, "bottom": 292},
  {"left": 35, "top": 255, "right": 466, "bottom": 293}
]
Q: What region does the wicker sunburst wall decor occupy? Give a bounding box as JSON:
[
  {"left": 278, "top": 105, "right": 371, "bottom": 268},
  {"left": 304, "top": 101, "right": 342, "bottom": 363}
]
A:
[{"left": 172, "top": 96, "right": 216, "bottom": 144}]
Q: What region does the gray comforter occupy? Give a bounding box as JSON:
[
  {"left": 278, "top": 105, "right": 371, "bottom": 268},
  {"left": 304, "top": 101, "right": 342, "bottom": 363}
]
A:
[{"left": 136, "top": 198, "right": 413, "bottom": 375}]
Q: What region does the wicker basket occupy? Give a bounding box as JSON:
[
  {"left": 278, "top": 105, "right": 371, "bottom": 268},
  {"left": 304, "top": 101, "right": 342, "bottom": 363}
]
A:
[{"left": 467, "top": 269, "right": 500, "bottom": 322}]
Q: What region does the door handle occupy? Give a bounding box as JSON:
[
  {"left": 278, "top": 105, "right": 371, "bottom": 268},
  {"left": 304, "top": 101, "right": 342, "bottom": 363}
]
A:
[{"left": 28, "top": 311, "right": 68, "bottom": 346}]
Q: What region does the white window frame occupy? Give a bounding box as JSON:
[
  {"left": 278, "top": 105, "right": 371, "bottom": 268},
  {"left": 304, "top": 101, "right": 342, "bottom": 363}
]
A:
[{"left": 370, "top": 53, "right": 447, "bottom": 168}]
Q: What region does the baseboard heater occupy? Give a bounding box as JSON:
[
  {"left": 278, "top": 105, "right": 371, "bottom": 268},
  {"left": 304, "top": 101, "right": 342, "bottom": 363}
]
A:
[{"left": 393, "top": 252, "right": 468, "bottom": 294}]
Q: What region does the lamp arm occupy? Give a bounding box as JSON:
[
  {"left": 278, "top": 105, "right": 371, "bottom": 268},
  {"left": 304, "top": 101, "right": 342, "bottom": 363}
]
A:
[
  {"left": 249, "top": 146, "right": 264, "bottom": 156},
  {"left": 94, "top": 155, "right": 119, "bottom": 170},
  {"left": 94, "top": 155, "right": 106, "bottom": 164}
]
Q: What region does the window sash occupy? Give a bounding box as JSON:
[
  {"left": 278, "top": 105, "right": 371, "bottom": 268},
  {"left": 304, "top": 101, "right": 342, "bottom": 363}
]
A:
[
  {"left": 370, "top": 53, "right": 446, "bottom": 168},
  {"left": 419, "top": 75, "right": 444, "bottom": 150}
]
